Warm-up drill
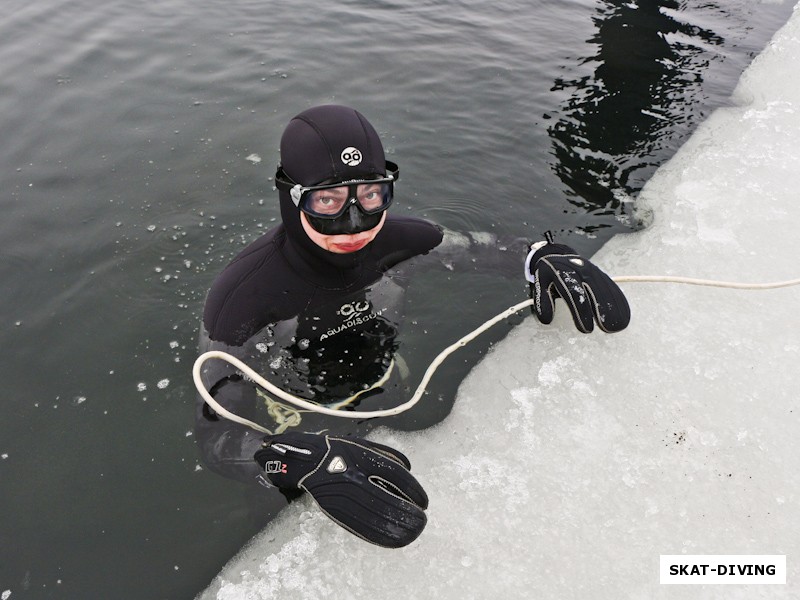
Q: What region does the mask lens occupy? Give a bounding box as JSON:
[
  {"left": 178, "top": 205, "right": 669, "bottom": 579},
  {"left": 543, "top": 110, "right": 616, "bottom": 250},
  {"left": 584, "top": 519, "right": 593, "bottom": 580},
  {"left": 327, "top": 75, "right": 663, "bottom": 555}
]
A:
[
  {"left": 305, "top": 186, "right": 350, "bottom": 216},
  {"left": 356, "top": 182, "right": 392, "bottom": 214},
  {"left": 300, "top": 181, "right": 393, "bottom": 219}
]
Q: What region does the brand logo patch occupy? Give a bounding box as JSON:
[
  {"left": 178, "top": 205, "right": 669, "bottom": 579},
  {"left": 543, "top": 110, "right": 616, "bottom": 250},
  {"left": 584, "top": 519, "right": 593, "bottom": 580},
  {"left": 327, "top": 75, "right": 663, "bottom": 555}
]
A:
[
  {"left": 320, "top": 299, "right": 382, "bottom": 341},
  {"left": 340, "top": 147, "right": 362, "bottom": 166},
  {"left": 339, "top": 300, "right": 371, "bottom": 318},
  {"left": 569, "top": 258, "right": 585, "bottom": 267},
  {"left": 263, "top": 460, "right": 287, "bottom": 474},
  {"left": 327, "top": 456, "right": 347, "bottom": 474}
]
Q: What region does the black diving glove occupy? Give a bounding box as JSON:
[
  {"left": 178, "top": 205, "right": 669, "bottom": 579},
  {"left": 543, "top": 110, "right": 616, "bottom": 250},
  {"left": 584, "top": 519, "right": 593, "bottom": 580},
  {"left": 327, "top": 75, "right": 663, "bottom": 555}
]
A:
[
  {"left": 254, "top": 432, "right": 428, "bottom": 548},
  {"left": 525, "top": 235, "right": 630, "bottom": 333}
]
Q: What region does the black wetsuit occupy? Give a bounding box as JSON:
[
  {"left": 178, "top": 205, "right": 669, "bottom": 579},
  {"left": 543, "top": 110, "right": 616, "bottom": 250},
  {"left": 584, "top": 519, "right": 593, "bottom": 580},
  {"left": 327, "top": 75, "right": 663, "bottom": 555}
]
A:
[
  {"left": 203, "top": 215, "right": 443, "bottom": 347},
  {"left": 196, "top": 214, "right": 444, "bottom": 484}
]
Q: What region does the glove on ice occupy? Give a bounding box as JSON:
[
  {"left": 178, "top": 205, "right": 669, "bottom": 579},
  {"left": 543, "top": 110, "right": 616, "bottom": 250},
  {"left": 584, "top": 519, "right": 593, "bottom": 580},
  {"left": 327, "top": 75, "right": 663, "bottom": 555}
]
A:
[
  {"left": 255, "top": 432, "right": 428, "bottom": 548},
  {"left": 525, "top": 238, "right": 630, "bottom": 333}
]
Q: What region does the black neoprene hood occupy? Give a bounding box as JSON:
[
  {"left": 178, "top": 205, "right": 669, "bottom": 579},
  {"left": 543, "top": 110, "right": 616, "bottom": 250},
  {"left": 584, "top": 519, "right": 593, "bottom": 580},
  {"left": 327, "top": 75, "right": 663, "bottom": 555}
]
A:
[
  {"left": 279, "top": 104, "right": 387, "bottom": 186},
  {"left": 276, "top": 105, "right": 393, "bottom": 264}
]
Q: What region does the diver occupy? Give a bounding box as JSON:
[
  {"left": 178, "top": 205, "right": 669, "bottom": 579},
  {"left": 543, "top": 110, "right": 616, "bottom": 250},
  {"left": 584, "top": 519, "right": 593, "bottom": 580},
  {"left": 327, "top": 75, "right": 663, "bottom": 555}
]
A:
[{"left": 194, "top": 104, "right": 630, "bottom": 548}]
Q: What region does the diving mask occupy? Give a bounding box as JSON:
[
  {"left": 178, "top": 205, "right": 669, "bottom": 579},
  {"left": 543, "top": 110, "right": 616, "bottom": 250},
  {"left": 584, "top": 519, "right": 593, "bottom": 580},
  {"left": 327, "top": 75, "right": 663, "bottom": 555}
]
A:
[{"left": 275, "top": 161, "right": 399, "bottom": 235}]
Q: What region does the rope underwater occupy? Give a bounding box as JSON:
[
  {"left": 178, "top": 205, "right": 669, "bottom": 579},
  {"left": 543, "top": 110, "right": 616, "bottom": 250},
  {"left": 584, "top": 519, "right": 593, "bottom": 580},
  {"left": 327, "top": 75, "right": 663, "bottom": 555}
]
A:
[{"left": 192, "top": 274, "right": 800, "bottom": 434}]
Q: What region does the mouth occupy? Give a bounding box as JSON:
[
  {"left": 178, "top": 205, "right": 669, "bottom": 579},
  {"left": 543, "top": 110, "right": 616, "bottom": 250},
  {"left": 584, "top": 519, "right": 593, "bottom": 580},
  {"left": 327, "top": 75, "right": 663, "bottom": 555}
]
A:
[{"left": 332, "top": 238, "right": 369, "bottom": 253}]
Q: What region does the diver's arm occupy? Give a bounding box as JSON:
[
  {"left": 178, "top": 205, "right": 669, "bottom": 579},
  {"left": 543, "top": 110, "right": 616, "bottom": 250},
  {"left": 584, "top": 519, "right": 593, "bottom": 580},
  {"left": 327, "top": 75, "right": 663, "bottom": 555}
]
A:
[
  {"left": 194, "top": 388, "right": 267, "bottom": 486},
  {"left": 194, "top": 374, "right": 268, "bottom": 485},
  {"left": 424, "top": 226, "right": 527, "bottom": 279},
  {"left": 193, "top": 336, "right": 270, "bottom": 486},
  {"left": 425, "top": 227, "right": 631, "bottom": 333}
]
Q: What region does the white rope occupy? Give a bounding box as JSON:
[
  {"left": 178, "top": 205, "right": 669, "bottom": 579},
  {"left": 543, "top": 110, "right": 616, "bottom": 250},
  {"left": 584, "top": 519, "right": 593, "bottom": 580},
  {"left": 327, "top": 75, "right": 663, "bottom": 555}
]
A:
[
  {"left": 193, "top": 275, "right": 800, "bottom": 433},
  {"left": 611, "top": 275, "right": 800, "bottom": 289},
  {"left": 192, "top": 298, "right": 535, "bottom": 430}
]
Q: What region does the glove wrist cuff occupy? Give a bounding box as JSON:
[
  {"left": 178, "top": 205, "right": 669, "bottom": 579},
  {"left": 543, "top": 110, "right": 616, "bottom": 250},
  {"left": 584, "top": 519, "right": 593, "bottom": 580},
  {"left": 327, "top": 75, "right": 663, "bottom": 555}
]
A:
[{"left": 524, "top": 243, "right": 543, "bottom": 283}]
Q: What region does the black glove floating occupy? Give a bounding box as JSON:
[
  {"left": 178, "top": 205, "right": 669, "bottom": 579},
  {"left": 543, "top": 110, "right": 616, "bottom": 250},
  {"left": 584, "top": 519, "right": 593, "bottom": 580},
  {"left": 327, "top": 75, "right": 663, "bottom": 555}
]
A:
[
  {"left": 525, "top": 234, "right": 630, "bottom": 333},
  {"left": 254, "top": 432, "right": 428, "bottom": 548}
]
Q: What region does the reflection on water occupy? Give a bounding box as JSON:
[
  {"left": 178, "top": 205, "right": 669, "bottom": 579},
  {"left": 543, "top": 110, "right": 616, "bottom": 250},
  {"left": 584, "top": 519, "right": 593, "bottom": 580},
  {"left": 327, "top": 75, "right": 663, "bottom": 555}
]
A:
[{"left": 546, "top": 1, "right": 769, "bottom": 233}]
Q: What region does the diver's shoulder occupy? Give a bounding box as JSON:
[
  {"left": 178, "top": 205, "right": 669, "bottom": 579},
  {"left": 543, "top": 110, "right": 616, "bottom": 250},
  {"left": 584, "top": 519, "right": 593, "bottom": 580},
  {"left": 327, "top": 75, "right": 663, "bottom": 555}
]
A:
[
  {"left": 207, "top": 227, "right": 289, "bottom": 299},
  {"left": 202, "top": 227, "right": 288, "bottom": 343},
  {"left": 381, "top": 215, "right": 443, "bottom": 251},
  {"left": 223, "top": 226, "right": 285, "bottom": 268}
]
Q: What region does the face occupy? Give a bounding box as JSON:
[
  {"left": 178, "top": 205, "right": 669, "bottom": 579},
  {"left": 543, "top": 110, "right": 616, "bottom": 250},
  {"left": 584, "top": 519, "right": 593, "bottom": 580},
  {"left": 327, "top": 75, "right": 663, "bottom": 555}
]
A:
[{"left": 300, "top": 211, "right": 386, "bottom": 254}]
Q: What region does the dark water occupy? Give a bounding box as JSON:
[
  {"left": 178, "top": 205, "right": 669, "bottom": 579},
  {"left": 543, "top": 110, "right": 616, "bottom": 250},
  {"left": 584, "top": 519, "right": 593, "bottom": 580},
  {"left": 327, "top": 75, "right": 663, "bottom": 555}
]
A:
[{"left": 0, "top": 0, "right": 794, "bottom": 597}]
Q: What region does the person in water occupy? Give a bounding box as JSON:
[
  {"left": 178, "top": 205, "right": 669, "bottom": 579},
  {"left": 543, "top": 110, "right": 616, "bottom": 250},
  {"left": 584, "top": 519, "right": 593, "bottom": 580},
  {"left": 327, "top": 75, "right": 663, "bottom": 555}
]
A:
[{"left": 195, "top": 104, "right": 630, "bottom": 547}]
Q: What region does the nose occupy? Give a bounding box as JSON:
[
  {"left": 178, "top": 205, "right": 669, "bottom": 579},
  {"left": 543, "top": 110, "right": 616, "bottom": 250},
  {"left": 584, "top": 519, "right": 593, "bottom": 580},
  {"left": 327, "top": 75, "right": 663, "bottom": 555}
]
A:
[{"left": 346, "top": 203, "right": 367, "bottom": 230}]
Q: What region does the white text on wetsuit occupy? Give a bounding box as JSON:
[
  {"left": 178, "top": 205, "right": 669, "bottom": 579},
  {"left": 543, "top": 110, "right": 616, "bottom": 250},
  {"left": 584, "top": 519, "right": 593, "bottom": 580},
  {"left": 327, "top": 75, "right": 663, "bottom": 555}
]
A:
[{"left": 319, "top": 300, "right": 384, "bottom": 341}]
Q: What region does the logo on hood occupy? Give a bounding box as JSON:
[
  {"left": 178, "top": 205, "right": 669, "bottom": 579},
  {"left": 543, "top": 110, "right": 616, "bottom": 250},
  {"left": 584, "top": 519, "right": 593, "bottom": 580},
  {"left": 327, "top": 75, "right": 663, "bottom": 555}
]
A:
[{"left": 341, "top": 147, "right": 362, "bottom": 166}]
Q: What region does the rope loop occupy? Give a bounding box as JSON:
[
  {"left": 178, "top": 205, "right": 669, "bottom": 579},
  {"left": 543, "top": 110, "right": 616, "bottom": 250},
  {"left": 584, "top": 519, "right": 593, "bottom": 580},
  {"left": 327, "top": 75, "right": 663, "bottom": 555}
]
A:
[{"left": 193, "top": 275, "right": 800, "bottom": 433}]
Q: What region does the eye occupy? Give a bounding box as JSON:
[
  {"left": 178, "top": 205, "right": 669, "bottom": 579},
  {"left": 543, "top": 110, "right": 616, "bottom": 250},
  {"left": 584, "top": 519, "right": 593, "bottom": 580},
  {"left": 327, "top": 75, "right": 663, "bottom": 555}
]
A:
[
  {"left": 358, "top": 184, "right": 385, "bottom": 208},
  {"left": 308, "top": 188, "right": 348, "bottom": 214}
]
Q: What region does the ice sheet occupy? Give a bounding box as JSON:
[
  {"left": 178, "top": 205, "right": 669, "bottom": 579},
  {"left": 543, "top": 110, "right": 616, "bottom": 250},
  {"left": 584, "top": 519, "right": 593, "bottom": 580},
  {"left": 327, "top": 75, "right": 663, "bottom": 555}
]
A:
[{"left": 199, "top": 4, "right": 800, "bottom": 598}]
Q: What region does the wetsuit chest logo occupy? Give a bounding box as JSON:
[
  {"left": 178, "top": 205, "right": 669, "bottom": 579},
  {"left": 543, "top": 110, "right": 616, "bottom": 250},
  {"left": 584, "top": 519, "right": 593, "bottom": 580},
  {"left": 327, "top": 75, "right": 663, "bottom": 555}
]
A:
[
  {"left": 319, "top": 300, "right": 382, "bottom": 341},
  {"left": 339, "top": 300, "right": 371, "bottom": 318}
]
